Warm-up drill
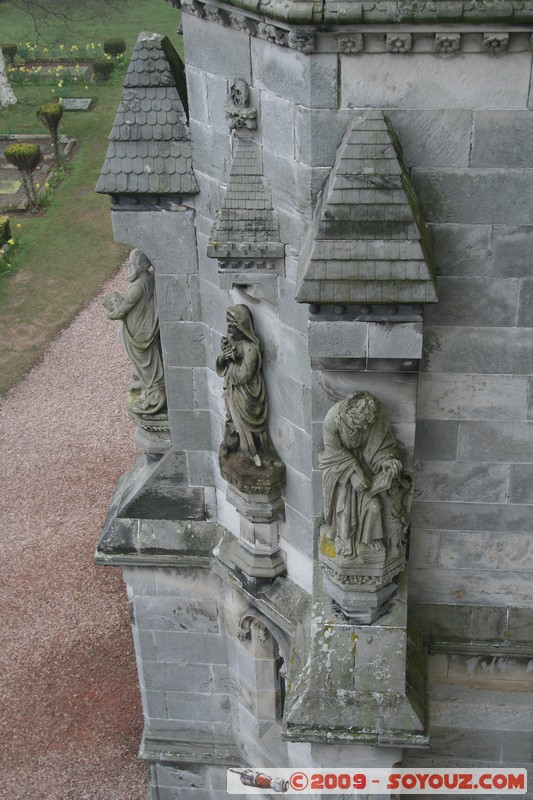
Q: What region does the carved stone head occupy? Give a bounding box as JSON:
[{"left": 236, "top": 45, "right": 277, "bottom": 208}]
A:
[
  {"left": 336, "top": 391, "right": 379, "bottom": 448},
  {"left": 128, "top": 248, "right": 151, "bottom": 280}
]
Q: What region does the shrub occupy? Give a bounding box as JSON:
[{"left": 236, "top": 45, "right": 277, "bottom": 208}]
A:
[
  {"left": 0, "top": 215, "right": 11, "bottom": 246},
  {"left": 1, "top": 43, "right": 17, "bottom": 64},
  {"left": 4, "top": 144, "right": 42, "bottom": 211},
  {"left": 103, "top": 37, "right": 126, "bottom": 57},
  {"left": 37, "top": 102, "right": 64, "bottom": 168},
  {"left": 92, "top": 58, "right": 115, "bottom": 82}
]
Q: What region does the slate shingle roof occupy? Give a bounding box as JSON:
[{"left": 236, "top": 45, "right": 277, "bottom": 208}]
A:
[
  {"left": 207, "top": 135, "right": 283, "bottom": 260},
  {"left": 296, "top": 111, "right": 437, "bottom": 304},
  {"left": 95, "top": 32, "right": 198, "bottom": 196}
]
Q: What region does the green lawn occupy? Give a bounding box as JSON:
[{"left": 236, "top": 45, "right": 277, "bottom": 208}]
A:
[{"left": 0, "top": 0, "right": 183, "bottom": 394}]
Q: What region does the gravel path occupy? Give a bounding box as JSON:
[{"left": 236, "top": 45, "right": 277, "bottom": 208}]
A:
[{"left": 0, "top": 264, "right": 149, "bottom": 799}]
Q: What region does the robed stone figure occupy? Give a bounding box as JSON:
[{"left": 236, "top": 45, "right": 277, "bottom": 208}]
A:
[
  {"left": 319, "top": 391, "right": 412, "bottom": 559},
  {"left": 104, "top": 249, "right": 166, "bottom": 415}
]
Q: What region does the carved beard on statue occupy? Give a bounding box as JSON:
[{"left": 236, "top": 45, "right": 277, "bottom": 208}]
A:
[{"left": 336, "top": 398, "right": 378, "bottom": 452}]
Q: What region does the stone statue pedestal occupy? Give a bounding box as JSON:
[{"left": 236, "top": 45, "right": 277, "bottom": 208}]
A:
[
  {"left": 127, "top": 406, "right": 171, "bottom": 456},
  {"left": 223, "top": 484, "right": 286, "bottom": 590},
  {"left": 319, "top": 527, "right": 406, "bottom": 623},
  {"left": 219, "top": 448, "right": 285, "bottom": 496}
]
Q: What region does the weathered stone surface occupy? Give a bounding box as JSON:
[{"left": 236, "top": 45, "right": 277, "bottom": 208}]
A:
[
  {"left": 156, "top": 275, "right": 192, "bottom": 322},
  {"left": 154, "top": 631, "right": 227, "bottom": 664},
  {"left": 417, "top": 373, "right": 529, "bottom": 421},
  {"left": 341, "top": 54, "right": 531, "bottom": 110},
  {"left": 368, "top": 322, "right": 423, "bottom": 358},
  {"left": 111, "top": 208, "right": 199, "bottom": 276},
  {"left": 166, "top": 691, "right": 231, "bottom": 722},
  {"left": 414, "top": 420, "right": 459, "bottom": 461},
  {"left": 285, "top": 464, "right": 312, "bottom": 520},
  {"left": 414, "top": 462, "right": 510, "bottom": 503},
  {"left": 516, "top": 279, "right": 533, "bottom": 326},
  {"left": 437, "top": 530, "right": 533, "bottom": 572},
  {"left": 412, "top": 500, "right": 533, "bottom": 533},
  {"left": 251, "top": 39, "right": 338, "bottom": 109},
  {"left": 492, "top": 225, "right": 533, "bottom": 278},
  {"left": 309, "top": 320, "right": 368, "bottom": 358},
  {"left": 189, "top": 120, "right": 232, "bottom": 183},
  {"left": 162, "top": 367, "right": 194, "bottom": 410},
  {"left": 261, "top": 91, "right": 295, "bottom": 160},
  {"left": 281, "top": 504, "right": 314, "bottom": 558},
  {"left": 424, "top": 278, "right": 519, "bottom": 327},
  {"left": 295, "top": 107, "right": 353, "bottom": 167},
  {"left": 410, "top": 567, "right": 533, "bottom": 606},
  {"left": 386, "top": 109, "right": 472, "bottom": 168},
  {"left": 314, "top": 370, "right": 418, "bottom": 423},
  {"left": 185, "top": 66, "right": 209, "bottom": 126},
  {"left": 412, "top": 169, "right": 533, "bottom": 225},
  {"left": 509, "top": 465, "right": 533, "bottom": 504},
  {"left": 134, "top": 596, "right": 219, "bottom": 632},
  {"left": 168, "top": 409, "right": 213, "bottom": 451},
  {"left": 160, "top": 321, "right": 206, "bottom": 367},
  {"left": 429, "top": 224, "right": 492, "bottom": 277},
  {"left": 183, "top": 13, "right": 252, "bottom": 81},
  {"left": 143, "top": 661, "right": 213, "bottom": 692},
  {"left": 471, "top": 111, "right": 533, "bottom": 168},
  {"left": 458, "top": 421, "right": 533, "bottom": 462},
  {"left": 422, "top": 327, "right": 533, "bottom": 374}
]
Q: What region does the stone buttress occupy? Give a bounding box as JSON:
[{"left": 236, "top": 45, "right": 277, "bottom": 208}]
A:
[{"left": 96, "top": 6, "right": 533, "bottom": 798}]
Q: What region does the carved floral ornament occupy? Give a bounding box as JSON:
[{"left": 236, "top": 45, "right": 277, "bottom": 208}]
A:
[{"left": 176, "top": 2, "right": 528, "bottom": 57}]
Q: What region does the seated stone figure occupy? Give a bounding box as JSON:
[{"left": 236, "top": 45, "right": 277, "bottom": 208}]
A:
[
  {"left": 319, "top": 391, "right": 412, "bottom": 560},
  {"left": 103, "top": 249, "right": 166, "bottom": 415}
]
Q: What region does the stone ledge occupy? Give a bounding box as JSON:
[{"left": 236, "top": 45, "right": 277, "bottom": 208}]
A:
[{"left": 140, "top": 729, "right": 240, "bottom": 765}]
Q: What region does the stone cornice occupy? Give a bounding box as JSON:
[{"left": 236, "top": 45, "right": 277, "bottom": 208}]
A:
[
  {"left": 173, "top": 0, "right": 533, "bottom": 54},
  {"left": 168, "top": 0, "right": 533, "bottom": 28}
]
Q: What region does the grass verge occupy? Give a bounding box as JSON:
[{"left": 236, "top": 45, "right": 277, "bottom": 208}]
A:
[{"left": 0, "top": 0, "right": 183, "bottom": 394}]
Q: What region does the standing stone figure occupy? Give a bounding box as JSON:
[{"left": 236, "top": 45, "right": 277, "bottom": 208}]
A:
[
  {"left": 104, "top": 249, "right": 166, "bottom": 415},
  {"left": 216, "top": 304, "right": 275, "bottom": 468},
  {"left": 319, "top": 391, "right": 412, "bottom": 559}
]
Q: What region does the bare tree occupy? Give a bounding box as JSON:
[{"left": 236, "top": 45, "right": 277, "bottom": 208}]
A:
[{"left": 1, "top": 0, "right": 129, "bottom": 41}]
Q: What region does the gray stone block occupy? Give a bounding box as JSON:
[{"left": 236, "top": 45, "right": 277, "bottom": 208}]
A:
[
  {"left": 262, "top": 149, "right": 314, "bottom": 221},
  {"left": 472, "top": 111, "right": 533, "bottom": 168},
  {"left": 412, "top": 500, "right": 533, "bottom": 533},
  {"left": 409, "top": 566, "right": 533, "bottom": 606},
  {"left": 309, "top": 320, "right": 368, "bottom": 358},
  {"left": 133, "top": 628, "right": 157, "bottom": 660},
  {"left": 279, "top": 277, "right": 310, "bottom": 335},
  {"left": 295, "top": 107, "right": 352, "bottom": 167},
  {"left": 437, "top": 530, "right": 533, "bottom": 572},
  {"left": 124, "top": 566, "right": 158, "bottom": 596},
  {"left": 458, "top": 421, "right": 533, "bottom": 462},
  {"left": 134, "top": 596, "right": 219, "bottom": 633},
  {"left": 186, "top": 66, "right": 209, "bottom": 126},
  {"left": 261, "top": 91, "right": 295, "bottom": 161},
  {"left": 508, "top": 608, "right": 533, "bottom": 642},
  {"left": 166, "top": 691, "right": 231, "bottom": 722},
  {"left": 198, "top": 276, "right": 229, "bottom": 338},
  {"left": 161, "top": 321, "right": 207, "bottom": 368},
  {"left": 155, "top": 275, "right": 191, "bottom": 323},
  {"left": 205, "top": 72, "right": 232, "bottom": 134},
  {"left": 280, "top": 503, "right": 314, "bottom": 559},
  {"left": 407, "top": 529, "right": 440, "bottom": 569},
  {"left": 164, "top": 367, "right": 195, "bottom": 410},
  {"left": 517, "top": 279, "right": 533, "bottom": 326},
  {"left": 183, "top": 13, "right": 251, "bottom": 82},
  {"left": 313, "top": 370, "right": 418, "bottom": 423},
  {"left": 368, "top": 322, "right": 423, "bottom": 359},
  {"left": 270, "top": 415, "right": 312, "bottom": 478},
  {"left": 285, "top": 465, "right": 312, "bottom": 520},
  {"left": 412, "top": 169, "right": 533, "bottom": 225},
  {"left": 417, "top": 373, "right": 529, "bottom": 421},
  {"left": 387, "top": 108, "right": 472, "bottom": 168},
  {"left": 142, "top": 689, "right": 167, "bottom": 720},
  {"left": 193, "top": 173, "right": 224, "bottom": 227},
  {"left": 144, "top": 661, "right": 213, "bottom": 692},
  {"left": 155, "top": 763, "right": 206, "bottom": 789},
  {"left": 186, "top": 450, "right": 216, "bottom": 488},
  {"left": 414, "top": 461, "right": 509, "bottom": 503},
  {"left": 470, "top": 606, "right": 510, "bottom": 642},
  {"left": 429, "top": 224, "right": 492, "bottom": 277},
  {"left": 509, "top": 465, "right": 533, "bottom": 504},
  {"left": 414, "top": 420, "right": 459, "bottom": 461},
  {"left": 492, "top": 225, "right": 533, "bottom": 277},
  {"left": 261, "top": 363, "right": 308, "bottom": 431},
  {"left": 112, "top": 208, "right": 198, "bottom": 276},
  {"left": 424, "top": 278, "right": 519, "bottom": 327},
  {"left": 251, "top": 38, "right": 338, "bottom": 109},
  {"left": 255, "top": 313, "right": 311, "bottom": 386},
  {"left": 422, "top": 327, "right": 533, "bottom": 374},
  {"left": 154, "top": 631, "right": 227, "bottom": 664},
  {"left": 168, "top": 409, "right": 213, "bottom": 451},
  {"left": 340, "top": 53, "right": 531, "bottom": 110},
  {"left": 190, "top": 119, "right": 231, "bottom": 184}
]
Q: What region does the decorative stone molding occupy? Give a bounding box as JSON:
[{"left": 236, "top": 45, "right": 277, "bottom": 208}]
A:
[
  {"left": 338, "top": 33, "right": 364, "bottom": 53},
  {"left": 434, "top": 33, "right": 461, "bottom": 54},
  {"left": 386, "top": 32, "right": 412, "bottom": 53},
  {"left": 482, "top": 32, "right": 509, "bottom": 52},
  {"left": 174, "top": 3, "right": 532, "bottom": 57}
]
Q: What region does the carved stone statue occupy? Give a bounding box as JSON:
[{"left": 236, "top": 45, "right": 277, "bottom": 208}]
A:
[
  {"left": 225, "top": 78, "right": 257, "bottom": 130},
  {"left": 216, "top": 304, "right": 284, "bottom": 493},
  {"left": 319, "top": 391, "right": 412, "bottom": 560},
  {"left": 104, "top": 249, "right": 166, "bottom": 416}
]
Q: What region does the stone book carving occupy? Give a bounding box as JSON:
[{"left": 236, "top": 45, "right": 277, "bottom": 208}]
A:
[
  {"left": 104, "top": 249, "right": 167, "bottom": 417},
  {"left": 217, "top": 304, "right": 285, "bottom": 493},
  {"left": 318, "top": 391, "right": 413, "bottom": 621}
]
